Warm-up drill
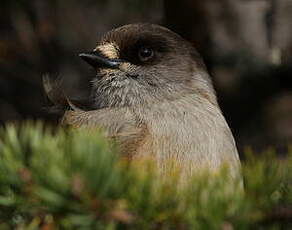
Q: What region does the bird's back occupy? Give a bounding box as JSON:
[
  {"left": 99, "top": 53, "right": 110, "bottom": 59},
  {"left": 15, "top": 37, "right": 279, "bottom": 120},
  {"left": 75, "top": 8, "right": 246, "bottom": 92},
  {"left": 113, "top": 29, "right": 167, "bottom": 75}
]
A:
[{"left": 131, "top": 92, "right": 240, "bottom": 178}]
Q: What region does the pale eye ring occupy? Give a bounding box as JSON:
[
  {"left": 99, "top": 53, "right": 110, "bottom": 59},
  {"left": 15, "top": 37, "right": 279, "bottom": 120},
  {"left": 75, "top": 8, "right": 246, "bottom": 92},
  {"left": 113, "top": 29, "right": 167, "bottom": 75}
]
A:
[{"left": 138, "top": 47, "right": 154, "bottom": 61}]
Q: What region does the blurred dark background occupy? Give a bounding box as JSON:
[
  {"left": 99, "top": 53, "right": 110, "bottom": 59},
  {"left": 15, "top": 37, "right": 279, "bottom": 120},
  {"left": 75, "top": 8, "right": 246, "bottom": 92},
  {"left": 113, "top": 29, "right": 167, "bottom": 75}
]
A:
[{"left": 1, "top": 0, "right": 292, "bottom": 155}]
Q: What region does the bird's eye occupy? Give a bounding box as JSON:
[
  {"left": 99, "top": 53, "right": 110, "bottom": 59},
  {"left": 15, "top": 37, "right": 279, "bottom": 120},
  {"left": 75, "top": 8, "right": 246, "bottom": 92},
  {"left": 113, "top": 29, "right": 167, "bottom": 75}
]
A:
[{"left": 138, "top": 47, "right": 154, "bottom": 62}]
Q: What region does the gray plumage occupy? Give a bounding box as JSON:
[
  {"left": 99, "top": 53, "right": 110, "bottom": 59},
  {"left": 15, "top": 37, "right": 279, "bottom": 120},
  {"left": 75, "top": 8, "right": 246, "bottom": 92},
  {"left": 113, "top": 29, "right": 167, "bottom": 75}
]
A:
[{"left": 46, "top": 23, "right": 241, "bottom": 178}]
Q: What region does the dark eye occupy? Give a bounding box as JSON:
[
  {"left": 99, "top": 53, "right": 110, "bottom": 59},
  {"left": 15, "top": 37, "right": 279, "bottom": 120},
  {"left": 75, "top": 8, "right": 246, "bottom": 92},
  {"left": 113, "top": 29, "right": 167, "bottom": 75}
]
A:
[{"left": 138, "top": 47, "right": 154, "bottom": 61}]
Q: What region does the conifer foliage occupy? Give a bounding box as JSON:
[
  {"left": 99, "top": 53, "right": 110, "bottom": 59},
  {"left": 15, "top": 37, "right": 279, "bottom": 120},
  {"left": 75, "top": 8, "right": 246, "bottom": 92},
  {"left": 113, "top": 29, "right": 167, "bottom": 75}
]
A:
[{"left": 0, "top": 122, "right": 291, "bottom": 229}]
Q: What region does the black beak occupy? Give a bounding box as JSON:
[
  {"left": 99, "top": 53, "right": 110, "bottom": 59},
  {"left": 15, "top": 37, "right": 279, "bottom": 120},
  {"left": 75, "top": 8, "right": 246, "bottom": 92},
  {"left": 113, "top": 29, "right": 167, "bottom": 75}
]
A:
[{"left": 79, "top": 51, "right": 122, "bottom": 69}]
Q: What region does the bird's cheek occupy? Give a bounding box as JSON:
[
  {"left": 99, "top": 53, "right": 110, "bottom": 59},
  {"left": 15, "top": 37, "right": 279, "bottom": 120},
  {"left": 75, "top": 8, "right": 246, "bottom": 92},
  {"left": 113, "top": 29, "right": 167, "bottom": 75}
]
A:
[
  {"left": 97, "top": 62, "right": 132, "bottom": 75},
  {"left": 119, "top": 62, "right": 132, "bottom": 72},
  {"left": 96, "top": 68, "right": 117, "bottom": 78}
]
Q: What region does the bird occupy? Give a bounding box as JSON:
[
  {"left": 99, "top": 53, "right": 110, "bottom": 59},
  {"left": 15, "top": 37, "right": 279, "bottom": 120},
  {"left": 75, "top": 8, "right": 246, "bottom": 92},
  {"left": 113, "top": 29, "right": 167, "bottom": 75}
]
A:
[{"left": 44, "top": 23, "right": 241, "bottom": 179}]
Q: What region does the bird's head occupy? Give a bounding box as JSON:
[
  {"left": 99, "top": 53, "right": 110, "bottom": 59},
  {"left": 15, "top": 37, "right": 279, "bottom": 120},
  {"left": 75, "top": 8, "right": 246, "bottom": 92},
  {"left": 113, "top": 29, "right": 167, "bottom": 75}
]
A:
[{"left": 79, "top": 23, "right": 213, "bottom": 108}]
